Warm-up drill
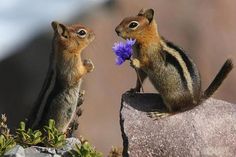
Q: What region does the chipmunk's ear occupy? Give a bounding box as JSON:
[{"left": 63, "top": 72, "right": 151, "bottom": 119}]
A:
[
  {"left": 51, "top": 21, "right": 69, "bottom": 38},
  {"left": 138, "top": 8, "right": 154, "bottom": 23}
]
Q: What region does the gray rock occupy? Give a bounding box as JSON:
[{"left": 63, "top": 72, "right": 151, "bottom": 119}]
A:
[
  {"left": 61, "top": 137, "right": 81, "bottom": 151},
  {"left": 4, "top": 138, "right": 81, "bottom": 157},
  {"left": 56, "top": 137, "right": 81, "bottom": 156},
  {"left": 25, "top": 146, "right": 56, "bottom": 157},
  {"left": 120, "top": 93, "right": 236, "bottom": 157},
  {"left": 4, "top": 145, "right": 25, "bottom": 157},
  {"left": 30, "top": 146, "right": 56, "bottom": 154}
]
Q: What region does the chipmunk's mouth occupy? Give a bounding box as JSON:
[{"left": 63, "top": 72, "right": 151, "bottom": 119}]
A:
[
  {"left": 116, "top": 31, "right": 121, "bottom": 36},
  {"left": 116, "top": 32, "right": 127, "bottom": 39},
  {"left": 115, "top": 28, "right": 128, "bottom": 39},
  {"left": 115, "top": 26, "right": 126, "bottom": 38}
]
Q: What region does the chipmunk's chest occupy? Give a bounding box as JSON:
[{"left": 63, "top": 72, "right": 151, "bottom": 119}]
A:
[
  {"left": 133, "top": 45, "right": 153, "bottom": 69},
  {"left": 57, "top": 53, "right": 84, "bottom": 86},
  {"left": 134, "top": 44, "right": 162, "bottom": 71}
]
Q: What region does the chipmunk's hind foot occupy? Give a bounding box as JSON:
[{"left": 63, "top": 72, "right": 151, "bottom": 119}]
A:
[{"left": 147, "top": 111, "right": 171, "bottom": 120}]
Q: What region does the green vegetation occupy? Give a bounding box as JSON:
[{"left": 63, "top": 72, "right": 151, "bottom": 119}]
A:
[
  {"left": 0, "top": 115, "right": 102, "bottom": 157},
  {"left": 0, "top": 116, "right": 66, "bottom": 154},
  {"left": 0, "top": 134, "right": 16, "bottom": 156},
  {"left": 15, "top": 121, "right": 43, "bottom": 147},
  {"left": 15, "top": 119, "right": 66, "bottom": 148},
  {"left": 43, "top": 119, "right": 66, "bottom": 148},
  {"left": 0, "top": 114, "right": 16, "bottom": 156},
  {"left": 69, "top": 137, "right": 102, "bottom": 157}
]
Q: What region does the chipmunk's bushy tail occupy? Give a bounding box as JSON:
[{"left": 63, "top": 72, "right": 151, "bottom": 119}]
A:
[{"left": 203, "top": 59, "right": 233, "bottom": 99}]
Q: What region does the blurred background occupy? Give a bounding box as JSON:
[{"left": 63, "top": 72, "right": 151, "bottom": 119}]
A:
[{"left": 0, "top": 0, "right": 235, "bottom": 155}]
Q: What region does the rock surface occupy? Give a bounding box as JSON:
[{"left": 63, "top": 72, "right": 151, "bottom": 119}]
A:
[
  {"left": 4, "top": 145, "right": 25, "bottom": 157},
  {"left": 4, "top": 138, "right": 81, "bottom": 157},
  {"left": 120, "top": 93, "right": 236, "bottom": 157}
]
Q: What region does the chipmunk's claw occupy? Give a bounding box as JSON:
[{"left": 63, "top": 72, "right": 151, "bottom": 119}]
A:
[{"left": 147, "top": 111, "right": 170, "bottom": 120}]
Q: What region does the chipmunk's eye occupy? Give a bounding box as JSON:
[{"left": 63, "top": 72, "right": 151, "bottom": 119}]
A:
[
  {"left": 77, "top": 29, "right": 87, "bottom": 38},
  {"left": 128, "top": 21, "right": 139, "bottom": 30}
]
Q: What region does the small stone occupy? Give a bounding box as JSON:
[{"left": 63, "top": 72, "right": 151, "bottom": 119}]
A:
[
  {"left": 4, "top": 145, "right": 25, "bottom": 157},
  {"left": 32, "top": 146, "right": 56, "bottom": 154},
  {"left": 24, "top": 147, "right": 52, "bottom": 157},
  {"left": 61, "top": 137, "right": 81, "bottom": 151},
  {"left": 4, "top": 138, "right": 81, "bottom": 157}
]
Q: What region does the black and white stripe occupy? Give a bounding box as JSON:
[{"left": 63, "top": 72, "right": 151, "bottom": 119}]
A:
[{"left": 160, "top": 40, "right": 194, "bottom": 95}]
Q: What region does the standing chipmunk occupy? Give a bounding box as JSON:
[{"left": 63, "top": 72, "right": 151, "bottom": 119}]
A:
[
  {"left": 27, "top": 21, "right": 94, "bottom": 132},
  {"left": 115, "top": 8, "right": 233, "bottom": 116}
]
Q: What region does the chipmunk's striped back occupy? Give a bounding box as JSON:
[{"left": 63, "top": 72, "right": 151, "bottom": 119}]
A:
[
  {"left": 142, "top": 38, "right": 201, "bottom": 111},
  {"left": 161, "top": 39, "right": 201, "bottom": 103}
]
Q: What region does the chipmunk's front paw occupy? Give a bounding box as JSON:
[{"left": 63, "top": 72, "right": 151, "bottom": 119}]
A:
[
  {"left": 130, "top": 58, "right": 141, "bottom": 69},
  {"left": 83, "top": 59, "right": 94, "bottom": 72}
]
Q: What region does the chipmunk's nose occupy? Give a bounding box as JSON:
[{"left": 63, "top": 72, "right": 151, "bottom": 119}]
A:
[{"left": 115, "top": 26, "right": 122, "bottom": 36}]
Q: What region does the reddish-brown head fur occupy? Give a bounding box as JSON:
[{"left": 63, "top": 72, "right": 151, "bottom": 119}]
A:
[
  {"left": 52, "top": 21, "right": 95, "bottom": 54},
  {"left": 115, "top": 9, "right": 160, "bottom": 45},
  {"left": 51, "top": 21, "right": 95, "bottom": 86}
]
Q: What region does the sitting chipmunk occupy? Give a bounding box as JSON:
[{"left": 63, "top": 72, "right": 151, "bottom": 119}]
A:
[
  {"left": 27, "top": 21, "right": 94, "bottom": 132},
  {"left": 115, "top": 8, "right": 233, "bottom": 117}
]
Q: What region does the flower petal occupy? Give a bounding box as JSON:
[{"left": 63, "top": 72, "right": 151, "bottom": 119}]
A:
[
  {"left": 112, "top": 39, "right": 136, "bottom": 65},
  {"left": 126, "top": 38, "right": 136, "bottom": 47},
  {"left": 116, "top": 57, "right": 125, "bottom": 65}
]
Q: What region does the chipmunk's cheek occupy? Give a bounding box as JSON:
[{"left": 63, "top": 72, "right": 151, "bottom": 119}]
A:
[{"left": 58, "top": 40, "right": 68, "bottom": 49}]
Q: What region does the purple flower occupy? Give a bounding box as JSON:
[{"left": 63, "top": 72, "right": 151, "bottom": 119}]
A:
[{"left": 112, "top": 39, "right": 136, "bottom": 65}]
